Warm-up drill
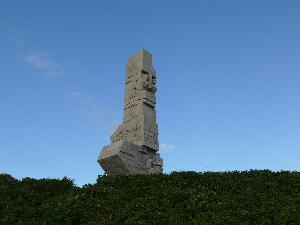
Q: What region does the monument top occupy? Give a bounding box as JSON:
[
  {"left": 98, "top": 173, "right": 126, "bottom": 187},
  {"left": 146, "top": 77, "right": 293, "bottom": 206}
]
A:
[{"left": 128, "top": 48, "right": 152, "bottom": 63}]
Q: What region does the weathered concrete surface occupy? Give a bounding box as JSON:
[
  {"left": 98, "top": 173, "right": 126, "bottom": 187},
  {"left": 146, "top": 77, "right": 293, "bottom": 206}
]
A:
[
  {"left": 98, "top": 49, "right": 163, "bottom": 175},
  {"left": 98, "top": 140, "right": 163, "bottom": 175}
]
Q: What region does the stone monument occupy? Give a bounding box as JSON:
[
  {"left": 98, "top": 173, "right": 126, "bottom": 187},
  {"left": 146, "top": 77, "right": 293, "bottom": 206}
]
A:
[{"left": 97, "top": 49, "right": 163, "bottom": 175}]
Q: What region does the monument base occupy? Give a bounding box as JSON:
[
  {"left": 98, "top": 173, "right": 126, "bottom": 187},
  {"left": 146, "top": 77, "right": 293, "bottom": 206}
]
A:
[{"left": 98, "top": 140, "right": 163, "bottom": 175}]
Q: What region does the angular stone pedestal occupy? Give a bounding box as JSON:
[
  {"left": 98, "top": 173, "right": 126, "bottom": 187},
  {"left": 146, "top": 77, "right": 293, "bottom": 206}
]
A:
[{"left": 98, "top": 140, "right": 162, "bottom": 175}]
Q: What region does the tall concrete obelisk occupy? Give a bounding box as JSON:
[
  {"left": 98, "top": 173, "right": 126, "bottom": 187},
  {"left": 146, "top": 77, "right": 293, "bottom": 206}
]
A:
[{"left": 98, "top": 49, "right": 163, "bottom": 175}]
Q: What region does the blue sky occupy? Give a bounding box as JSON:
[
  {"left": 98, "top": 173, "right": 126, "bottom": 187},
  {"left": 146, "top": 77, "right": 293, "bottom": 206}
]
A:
[{"left": 0, "top": 1, "right": 299, "bottom": 186}]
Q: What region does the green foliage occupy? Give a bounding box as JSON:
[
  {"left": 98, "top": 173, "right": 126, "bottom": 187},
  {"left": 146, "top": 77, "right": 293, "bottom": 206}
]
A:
[{"left": 0, "top": 171, "right": 299, "bottom": 225}]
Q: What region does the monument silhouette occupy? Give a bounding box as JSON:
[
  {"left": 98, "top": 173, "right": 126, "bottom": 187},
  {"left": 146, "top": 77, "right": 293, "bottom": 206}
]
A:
[{"left": 98, "top": 49, "right": 163, "bottom": 175}]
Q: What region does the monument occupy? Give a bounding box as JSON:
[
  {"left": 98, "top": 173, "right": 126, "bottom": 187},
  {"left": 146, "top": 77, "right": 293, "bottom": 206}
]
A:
[{"left": 97, "top": 49, "right": 163, "bottom": 175}]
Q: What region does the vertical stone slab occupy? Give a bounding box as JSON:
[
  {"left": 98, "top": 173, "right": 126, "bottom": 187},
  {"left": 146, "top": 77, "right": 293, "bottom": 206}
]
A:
[{"left": 98, "top": 49, "right": 163, "bottom": 175}]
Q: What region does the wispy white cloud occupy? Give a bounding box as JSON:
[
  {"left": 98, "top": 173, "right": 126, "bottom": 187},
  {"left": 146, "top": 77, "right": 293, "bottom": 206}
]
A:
[
  {"left": 22, "top": 51, "right": 65, "bottom": 79},
  {"left": 160, "top": 143, "right": 176, "bottom": 152},
  {"left": 23, "top": 51, "right": 59, "bottom": 69},
  {"left": 65, "top": 89, "right": 120, "bottom": 133}
]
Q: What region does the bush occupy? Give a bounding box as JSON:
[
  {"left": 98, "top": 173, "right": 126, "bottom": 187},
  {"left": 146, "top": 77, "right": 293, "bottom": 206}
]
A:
[{"left": 0, "top": 171, "right": 299, "bottom": 225}]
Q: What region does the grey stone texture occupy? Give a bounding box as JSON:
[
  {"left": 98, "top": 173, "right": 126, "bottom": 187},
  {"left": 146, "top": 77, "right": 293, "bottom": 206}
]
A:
[{"left": 98, "top": 49, "right": 163, "bottom": 175}]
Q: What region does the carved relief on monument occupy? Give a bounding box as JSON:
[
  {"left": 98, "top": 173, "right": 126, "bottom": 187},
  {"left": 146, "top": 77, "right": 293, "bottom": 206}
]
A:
[{"left": 137, "top": 70, "right": 157, "bottom": 93}]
